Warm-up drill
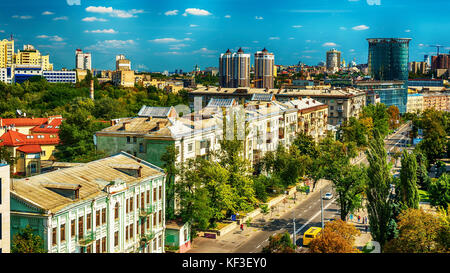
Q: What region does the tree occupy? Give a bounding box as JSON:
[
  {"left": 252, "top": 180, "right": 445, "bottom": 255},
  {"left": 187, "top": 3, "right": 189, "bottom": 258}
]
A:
[
  {"left": 365, "top": 130, "right": 397, "bottom": 249},
  {"left": 384, "top": 208, "right": 443, "bottom": 253},
  {"left": 161, "top": 144, "right": 178, "bottom": 220},
  {"left": 0, "top": 146, "right": 16, "bottom": 170},
  {"left": 428, "top": 173, "right": 450, "bottom": 209},
  {"left": 262, "top": 232, "right": 295, "bottom": 253},
  {"left": 309, "top": 220, "right": 360, "bottom": 253},
  {"left": 341, "top": 116, "right": 371, "bottom": 147},
  {"left": 360, "top": 103, "right": 390, "bottom": 138},
  {"left": 334, "top": 165, "right": 367, "bottom": 221},
  {"left": 11, "top": 225, "right": 47, "bottom": 253},
  {"left": 387, "top": 105, "right": 400, "bottom": 130},
  {"left": 398, "top": 150, "right": 420, "bottom": 209}
]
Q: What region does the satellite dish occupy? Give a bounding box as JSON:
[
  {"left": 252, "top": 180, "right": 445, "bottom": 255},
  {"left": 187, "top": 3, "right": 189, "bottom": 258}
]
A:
[{"left": 16, "top": 109, "right": 22, "bottom": 116}]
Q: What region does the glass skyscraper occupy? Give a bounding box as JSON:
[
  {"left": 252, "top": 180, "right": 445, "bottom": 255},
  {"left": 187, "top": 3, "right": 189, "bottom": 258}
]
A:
[{"left": 367, "top": 38, "right": 411, "bottom": 81}]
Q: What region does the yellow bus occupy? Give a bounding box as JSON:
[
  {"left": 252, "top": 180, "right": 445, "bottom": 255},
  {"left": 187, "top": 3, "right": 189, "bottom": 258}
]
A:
[{"left": 302, "top": 227, "right": 322, "bottom": 246}]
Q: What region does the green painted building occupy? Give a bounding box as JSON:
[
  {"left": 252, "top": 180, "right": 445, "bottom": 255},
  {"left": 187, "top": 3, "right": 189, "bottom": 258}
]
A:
[{"left": 10, "top": 152, "right": 166, "bottom": 253}]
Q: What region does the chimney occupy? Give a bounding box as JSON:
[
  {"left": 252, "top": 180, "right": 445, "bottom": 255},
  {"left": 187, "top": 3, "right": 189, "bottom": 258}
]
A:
[
  {"left": 137, "top": 166, "right": 143, "bottom": 177},
  {"left": 156, "top": 121, "right": 164, "bottom": 130},
  {"left": 90, "top": 80, "right": 95, "bottom": 100}
]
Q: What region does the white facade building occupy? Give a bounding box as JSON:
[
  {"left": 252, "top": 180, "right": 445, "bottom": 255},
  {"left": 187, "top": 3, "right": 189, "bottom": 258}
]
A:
[{"left": 75, "top": 49, "right": 92, "bottom": 71}]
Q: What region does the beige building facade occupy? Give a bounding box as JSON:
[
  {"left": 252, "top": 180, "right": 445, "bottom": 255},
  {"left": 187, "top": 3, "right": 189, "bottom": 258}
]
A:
[{"left": 0, "top": 164, "right": 10, "bottom": 253}]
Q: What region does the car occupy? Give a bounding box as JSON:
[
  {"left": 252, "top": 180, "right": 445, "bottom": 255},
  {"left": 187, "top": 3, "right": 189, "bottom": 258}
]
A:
[{"left": 323, "top": 192, "right": 333, "bottom": 200}]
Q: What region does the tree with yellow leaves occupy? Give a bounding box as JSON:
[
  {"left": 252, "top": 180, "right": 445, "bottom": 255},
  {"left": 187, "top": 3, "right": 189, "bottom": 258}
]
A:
[{"left": 309, "top": 219, "right": 361, "bottom": 253}]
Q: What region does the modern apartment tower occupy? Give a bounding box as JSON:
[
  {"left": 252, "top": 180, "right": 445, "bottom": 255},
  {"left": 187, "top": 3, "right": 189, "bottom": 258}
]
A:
[
  {"left": 116, "top": 54, "right": 131, "bottom": 71},
  {"left": 219, "top": 49, "right": 233, "bottom": 87},
  {"left": 367, "top": 38, "right": 411, "bottom": 81},
  {"left": 232, "top": 48, "right": 250, "bottom": 88},
  {"left": 326, "top": 49, "right": 341, "bottom": 72},
  {"left": 0, "top": 38, "right": 14, "bottom": 68},
  {"left": 254, "top": 48, "right": 274, "bottom": 89},
  {"left": 75, "top": 49, "right": 92, "bottom": 71}
]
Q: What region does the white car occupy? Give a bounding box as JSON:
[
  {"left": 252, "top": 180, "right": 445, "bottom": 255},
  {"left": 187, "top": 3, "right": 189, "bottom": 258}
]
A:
[{"left": 323, "top": 192, "right": 333, "bottom": 200}]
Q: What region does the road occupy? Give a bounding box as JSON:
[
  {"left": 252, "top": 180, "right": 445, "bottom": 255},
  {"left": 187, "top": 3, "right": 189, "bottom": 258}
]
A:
[{"left": 233, "top": 184, "right": 339, "bottom": 253}]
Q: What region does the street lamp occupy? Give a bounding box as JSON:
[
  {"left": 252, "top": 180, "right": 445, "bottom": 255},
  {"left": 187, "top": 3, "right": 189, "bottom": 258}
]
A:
[{"left": 321, "top": 189, "right": 324, "bottom": 229}]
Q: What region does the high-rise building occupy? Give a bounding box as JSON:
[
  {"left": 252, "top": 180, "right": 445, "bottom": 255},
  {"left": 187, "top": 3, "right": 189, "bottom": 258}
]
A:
[
  {"left": 75, "top": 49, "right": 92, "bottom": 71},
  {"left": 0, "top": 38, "right": 14, "bottom": 68},
  {"left": 14, "top": 44, "right": 53, "bottom": 71},
  {"left": 326, "top": 49, "right": 341, "bottom": 72},
  {"left": 367, "top": 38, "right": 411, "bottom": 81},
  {"left": 431, "top": 54, "right": 450, "bottom": 70},
  {"left": 410, "top": 61, "right": 428, "bottom": 74},
  {"left": 116, "top": 54, "right": 131, "bottom": 71},
  {"left": 254, "top": 48, "right": 274, "bottom": 89},
  {"left": 232, "top": 48, "right": 250, "bottom": 88},
  {"left": 219, "top": 49, "right": 233, "bottom": 87}
]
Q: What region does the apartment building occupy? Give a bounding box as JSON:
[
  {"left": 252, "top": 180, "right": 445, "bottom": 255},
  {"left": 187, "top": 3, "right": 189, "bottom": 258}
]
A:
[
  {"left": 0, "top": 67, "right": 14, "bottom": 84},
  {"left": 406, "top": 93, "right": 424, "bottom": 113},
  {"left": 0, "top": 164, "right": 10, "bottom": 253},
  {"left": 0, "top": 39, "right": 15, "bottom": 68},
  {"left": 14, "top": 45, "right": 53, "bottom": 71},
  {"left": 188, "top": 86, "right": 366, "bottom": 126},
  {"left": 422, "top": 92, "right": 450, "bottom": 111},
  {"left": 10, "top": 152, "right": 166, "bottom": 253}
]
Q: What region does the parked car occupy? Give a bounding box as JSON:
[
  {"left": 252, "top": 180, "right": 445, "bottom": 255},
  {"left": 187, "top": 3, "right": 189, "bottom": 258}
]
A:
[{"left": 323, "top": 192, "right": 333, "bottom": 200}]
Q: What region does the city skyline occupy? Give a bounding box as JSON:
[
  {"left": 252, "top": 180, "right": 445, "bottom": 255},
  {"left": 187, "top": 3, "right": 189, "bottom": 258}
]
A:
[{"left": 0, "top": 0, "right": 449, "bottom": 72}]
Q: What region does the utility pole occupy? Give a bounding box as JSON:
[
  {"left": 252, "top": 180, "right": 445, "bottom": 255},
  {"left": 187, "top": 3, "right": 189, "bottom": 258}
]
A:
[
  {"left": 321, "top": 189, "right": 324, "bottom": 229},
  {"left": 293, "top": 213, "right": 296, "bottom": 249}
]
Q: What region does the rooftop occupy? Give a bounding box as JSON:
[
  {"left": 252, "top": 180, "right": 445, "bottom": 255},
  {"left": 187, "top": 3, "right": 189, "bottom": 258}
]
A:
[{"left": 11, "top": 152, "right": 164, "bottom": 214}]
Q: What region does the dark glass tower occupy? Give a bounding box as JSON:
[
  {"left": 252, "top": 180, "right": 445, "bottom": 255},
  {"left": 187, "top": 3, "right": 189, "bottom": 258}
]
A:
[{"left": 367, "top": 38, "right": 411, "bottom": 81}]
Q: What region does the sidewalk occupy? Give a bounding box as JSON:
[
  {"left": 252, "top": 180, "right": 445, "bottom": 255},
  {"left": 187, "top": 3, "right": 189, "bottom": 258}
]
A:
[
  {"left": 345, "top": 208, "right": 372, "bottom": 251},
  {"left": 188, "top": 179, "right": 331, "bottom": 253}
]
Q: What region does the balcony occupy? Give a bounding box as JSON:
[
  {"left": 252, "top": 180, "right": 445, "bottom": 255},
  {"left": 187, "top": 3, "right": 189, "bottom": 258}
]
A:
[
  {"left": 139, "top": 205, "right": 156, "bottom": 218},
  {"left": 78, "top": 231, "right": 95, "bottom": 247},
  {"left": 139, "top": 232, "right": 156, "bottom": 247}
]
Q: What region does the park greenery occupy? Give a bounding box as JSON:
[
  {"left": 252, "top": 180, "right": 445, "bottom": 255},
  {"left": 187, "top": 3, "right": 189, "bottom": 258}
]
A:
[
  {"left": 11, "top": 225, "right": 47, "bottom": 253},
  {"left": 0, "top": 78, "right": 189, "bottom": 162}
]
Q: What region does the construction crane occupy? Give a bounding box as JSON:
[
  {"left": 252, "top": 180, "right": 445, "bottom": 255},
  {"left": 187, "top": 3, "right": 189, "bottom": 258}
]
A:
[{"left": 428, "top": 44, "right": 447, "bottom": 55}]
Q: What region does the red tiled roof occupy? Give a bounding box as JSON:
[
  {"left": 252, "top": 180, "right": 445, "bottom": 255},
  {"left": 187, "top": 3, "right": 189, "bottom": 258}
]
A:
[
  {"left": 0, "top": 118, "right": 48, "bottom": 127},
  {"left": 0, "top": 130, "right": 60, "bottom": 147},
  {"left": 16, "top": 144, "right": 42, "bottom": 154},
  {"left": 30, "top": 117, "right": 63, "bottom": 134}
]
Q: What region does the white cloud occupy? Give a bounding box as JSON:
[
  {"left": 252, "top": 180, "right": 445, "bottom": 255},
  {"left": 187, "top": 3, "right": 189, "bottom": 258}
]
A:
[
  {"left": 0, "top": 30, "right": 4, "bottom": 33},
  {"left": 189, "top": 24, "right": 199, "bottom": 27},
  {"left": 82, "top": 17, "right": 107, "bottom": 22},
  {"left": 292, "top": 25, "right": 303, "bottom": 28},
  {"left": 322, "top": 42, "right": 337, "bottom": 47},
  {"left": 193, "top": 48, "right": 216, "bottom": 54},
  {"left": 150, "top": 38, "right": 181, "bottom": 43},
  {"left": 67, "top": 0, "right": 80, "bottom": 5},
  {"left": 53, "top": 16, "right": 68, "bottom": 21},
  {"left": 169, "top": 44, "right": 189, "bottom": 50},
  {"left": 349, "top": 49, "right": 355, "bottom": 52},
  {"left": 352, "top": 25, "right": 370, "bottom": 31},
  {"left": 37, "top": 35, "right": 64, "bottom": 42},
  {"left": 255, "top": 16, "right": 263, "bottom": 20},
  {"left": 185, "top": 32, "right": 192, "bottom": 35},
  {"left": 405, "top": 29, "right": 411, "bottom": 33},
  {"left": 224, "top": 15, "right": 231, "bottom": 18},
  {"left": 339, "top": 26, "right": 347, "bottom": 30},
  {"left": 418, "top": 43, "right": 425, "bottom": 47},
  {"left": 269, "top": 37, "right": 280, "bottom": 40},
  {"left": 12, "top": 15, "right": 32, "bottom": 19},
  {"left": 42, "top": 11, "right": 54, "bottom": 15},
  {"left": 164, "top": 10, "right": 178, "bottom": 16},
  {"left": 86, "top": 39, "right": 135, "bottom": 51},
  {"left": 137, "top": 64, "right": 148, "bottom": 70},
  {"left": 182, "top": 8, "right": 212, "bottom": 16},
  {"left": 289, "top": 37, "right": 295, "bottom": 40},
  {"left": 85, "top": 6, "right": 144, "bottom": 18},
  {"left": 85, "top": 29, "right": 117, "bottom": 34}
]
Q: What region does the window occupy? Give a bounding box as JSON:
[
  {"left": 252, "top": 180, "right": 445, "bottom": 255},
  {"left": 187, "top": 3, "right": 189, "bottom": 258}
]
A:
[
  {"left": 78, "top": 216, "right": 84, "bottom": 238},
  {"left": 71, "top": 220, "right": 75, "bottom": 238},
  {"left": 130, "top": 223, "right": 134, "bottom": 239},
  {"left": 153, "top": 188, "right": 157, "bottom": 202},
  {"left": 96, "top": 210, "right": 100, "bottom": 227},
  {"left": 146, "top": 216, "right": 150, "bottom": 230},
  {"left": 141, "top": 192, "right": 145, "bottom": 208},
  {"left": 60, "top": 224, "right": 66, "bottom": 242},
  {"left": 126, "top": 199, "right": 129, "bottom": 213},
  {"left": 146, "top": 190, "right": 150, "bottom": 205},
  {"left": 87, "top": 245, "right": 92, "bottom": 253},
  {"left": 102, "top": 208, "right": 106, "bottom": 224},
  {"left": 130, "top": 197, "right": 134, "bottom": 212},
  {"left": 114, "top": 203, "right": 119, "bottom": 220},
  {"left": 139, "top": 143, "right": 144, "bottom": 153},
  {"left": 159, "top": 186, "right": 162, "bottom": 200},
  {"left": 188, "top": 143, "right": 193, "bottom": 152},
  {"left": 87, "top": 213, "right": 92, "bottom": 230},
  {"left": 141, "top": 221, "right": 145, "bottom": 234},
  {"left": 52, "top": 227, "right": 57, "bottom": 246},
  {"left": 153, "top": 213, "right": 157, "bottom": 227},
  {"left": 96, "top": 240, "right": 100, "bottom": 253},
  {"left": 136, "top": 220, "right": 139, "bottom": 235},
  {"left": 159, "top": 210, "right": 162, "bottom": 226},
  {"left": 114, "top": 231, "right": 119, "bottom": 247},
  {"left": 126, "top": 136, "right": 130, "bottom": 143},
  {"left": 126, "top": 226, "right": 129, "bottom": 241},
  {"left": 102, "top": 237, "right": 106, "bottom": 253},
  {"left": 133, "top": 136, "right": 137, "bottom": 143}
]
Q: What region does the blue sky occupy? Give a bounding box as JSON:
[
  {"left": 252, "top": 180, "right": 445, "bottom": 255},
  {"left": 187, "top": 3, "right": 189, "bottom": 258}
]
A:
[{"left": 1, "top": 0, "right": 449, "bottom": 72}]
